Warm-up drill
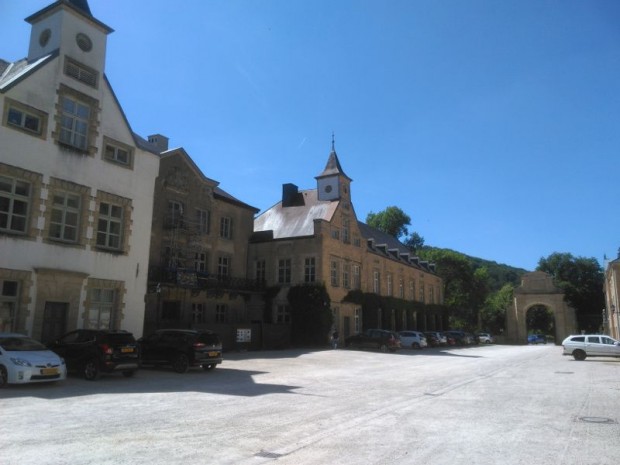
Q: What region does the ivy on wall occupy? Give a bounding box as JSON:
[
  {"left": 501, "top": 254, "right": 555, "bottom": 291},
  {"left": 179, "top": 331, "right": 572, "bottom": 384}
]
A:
[
  {"left": 287, "top": 283, "right": 333, "bottom": 346},
  {"left": 343, "top": 290, "right": 449, "bottom": 331}
]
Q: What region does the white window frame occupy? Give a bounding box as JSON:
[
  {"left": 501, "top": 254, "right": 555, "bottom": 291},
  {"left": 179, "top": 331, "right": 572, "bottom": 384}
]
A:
[
  {"left": 3, "top": 98, "right": 47, "bottom": 139},
  {"left": 196, "top": 208, "right": 210, "bottom": 234},
  {"left": 216, "top": 304, "right": 228, "bottom": 323},
  {"left": 220, "top": 216, "right": 232, "bottom": 239},
  {"left": 194, "top": 252, "right": 207, "bottom": 272},
  {"left": 304, "top": 257, "right": 316, "bottom": 283},
  {"left": 0, "top": 175, "right": 31, "bottom": 234},
  {"left": 218, "top": 256, "right": 230, "bottom": 277},
  {"left": 331, "top": 260, "right": 340, "bottom": 287},
  {"left": 278, "top": 258, "right": 291, "bottom": 284},
  {"left": 96, "top": 202, "right": 123, "bottom": 251},
  {"left": 276, "top": 304, "right": 291, "bottom": 324},
  {"left": 87, "top": 288, "right": 115, "bottom": 330},
  {"left": 49, "top": 191, "right": 80, "bottom": 243},
  {"left": 192, "top": 303, "right": 205, "bottom": 324},
  {"left": 59, "top": 94, "right": 90, "bottom": 151}
]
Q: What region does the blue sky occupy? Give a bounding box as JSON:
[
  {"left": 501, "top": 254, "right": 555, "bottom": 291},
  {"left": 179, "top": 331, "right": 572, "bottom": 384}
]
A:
[{"left": 2, "top": 0, "right": 619, "bottom": 271}]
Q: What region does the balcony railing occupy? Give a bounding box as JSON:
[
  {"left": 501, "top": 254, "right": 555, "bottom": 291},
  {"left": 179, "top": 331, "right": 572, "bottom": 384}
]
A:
[{"left": 149, "top": 265, "right": 265, "bottom": 292}]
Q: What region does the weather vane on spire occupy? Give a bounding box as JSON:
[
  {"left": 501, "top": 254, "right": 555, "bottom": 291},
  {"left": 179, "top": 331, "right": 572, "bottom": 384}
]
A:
[{"left": 331, "top": 132, "right": 336, "bottom": 152}]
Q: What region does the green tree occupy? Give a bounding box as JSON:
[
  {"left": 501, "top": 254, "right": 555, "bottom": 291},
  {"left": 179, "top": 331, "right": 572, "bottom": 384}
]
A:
[
  {"left": 404, "top": 231, "right": 425, "bottom": 252},
  {"left": 480, "top": 283, "right": 513, "bottom": 334},
  {"left": 418, "top": 248, "right": 482, "bottom": 328},
  {"left": 366, "top": 206, "right": 411, "bottom": 239},
  {"left": 536, "top": 252, "right": 604, "bottom": 332},
  {"left": 287, "top": 283, "right": 333, "bottom": 347}
]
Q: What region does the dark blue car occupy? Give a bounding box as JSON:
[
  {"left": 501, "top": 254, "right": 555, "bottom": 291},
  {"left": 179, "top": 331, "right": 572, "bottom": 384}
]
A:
[{"left": 528, "top": 334, "right": 547, "bottom": 344}]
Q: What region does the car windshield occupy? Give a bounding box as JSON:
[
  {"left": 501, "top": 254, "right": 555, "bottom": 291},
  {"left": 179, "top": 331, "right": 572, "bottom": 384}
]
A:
[{"left": 0, "top": 336, "right": 47, "bottom": 351}]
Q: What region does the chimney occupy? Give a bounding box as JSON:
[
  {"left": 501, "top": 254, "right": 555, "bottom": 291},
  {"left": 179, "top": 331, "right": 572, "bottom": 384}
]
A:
[
  {"left": 282, "top": 183, "right": 299, "bottom": 207},
  {"left": 147, "top": 134, "right": 169, "bottom": 153}
]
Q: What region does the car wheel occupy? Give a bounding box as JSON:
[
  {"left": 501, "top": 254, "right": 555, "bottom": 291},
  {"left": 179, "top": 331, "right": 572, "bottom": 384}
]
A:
[
  {"left": 379, "top": 344, "right": 388, "bottom": 353},
  {"left": 412, "top": 342, "right": 420, "bottom": 349},
  {"left": 122, "top": 370, "right": 136, "bottom": 378},
  {"left": 202, "top": 364, "right": 216, "bottom": 371},
  {"left": 172, "top": 354, "right": 190, "bottom": 373},
  {"left": 0, "top": 365, "right": 8, "bottom": 387},
  {"left": 573, "top": 350, "right": 586, "bottom": 361},
  {"left": 84, "top": 359, "right": 100, "bottom": 381}
]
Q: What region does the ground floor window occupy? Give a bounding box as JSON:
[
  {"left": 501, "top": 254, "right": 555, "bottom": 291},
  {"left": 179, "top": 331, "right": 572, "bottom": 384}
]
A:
[
  {"left": 276, "top": 304, "right": 291, "bottom": 324},
  {"left": 86, "top": 287, "right": 115, "bottom": 329},
  {"left": 192, "top": 303, "right": 205, "bottom": 324},
  {"left": 216, "top": 304, "right": 228, "bottom": 323}
]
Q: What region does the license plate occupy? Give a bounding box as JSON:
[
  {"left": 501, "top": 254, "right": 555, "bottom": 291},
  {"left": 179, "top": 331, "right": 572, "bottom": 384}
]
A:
[
  {"left": 121, "top": 347, "right": 134, "bottom": 353},
  {"left": 41, "top": 367, "right": 58, "bottom": 375},
  {"left": 208, "top": 351, "right": 220, "bottom": 357}
]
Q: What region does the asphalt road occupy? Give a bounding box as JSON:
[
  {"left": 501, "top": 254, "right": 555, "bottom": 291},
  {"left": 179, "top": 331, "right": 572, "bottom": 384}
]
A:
[{"left": 1, "top": 344, "right": 619, "bottom": 465}]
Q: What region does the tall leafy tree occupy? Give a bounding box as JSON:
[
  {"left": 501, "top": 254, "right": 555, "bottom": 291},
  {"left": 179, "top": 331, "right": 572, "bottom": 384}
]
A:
[
  {"left": 536, "top": 252, "right": 604, "bottom": 332},
  {"left": 404, "top": 231, "right": 425, "bottom": 252},
  {"left": 418, "top": 248, "right": 488, "bottom": 328},
  {"left": 366, "top": 206, "right": 411, "bottom": 239},
  {"left": 480, "top": 283, "right": 513, "bottom": 334}
]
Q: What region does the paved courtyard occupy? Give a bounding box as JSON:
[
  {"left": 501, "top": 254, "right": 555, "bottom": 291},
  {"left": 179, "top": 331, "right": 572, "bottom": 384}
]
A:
[{"left": 1, "top": 344, "right": 619, "bottom": 465}]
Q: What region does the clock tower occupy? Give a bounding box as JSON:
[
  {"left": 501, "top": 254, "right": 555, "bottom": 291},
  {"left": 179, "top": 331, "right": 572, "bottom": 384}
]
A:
[{"left": 316, "top": 136, "right": 352, "bottom": 202}]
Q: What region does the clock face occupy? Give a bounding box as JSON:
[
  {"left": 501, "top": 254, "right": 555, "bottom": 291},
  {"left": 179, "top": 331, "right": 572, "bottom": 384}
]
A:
[
  {"left": 76, "top": 33, "right": 92, "bottom": 52},
  {"left": 39, "top": 29, "right": 51, "bottom": 47},
  {"left": 324, "top": 185, "right": 332, "bottom": 193}
]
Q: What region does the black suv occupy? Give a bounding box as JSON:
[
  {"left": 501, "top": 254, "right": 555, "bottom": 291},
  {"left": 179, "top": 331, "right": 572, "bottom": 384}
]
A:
[
  {"left": 138, "top": 329, "right": 223, "bottom": 373},
  {"left": 48, "top": 330, "right": 139, "bottom": 380}
]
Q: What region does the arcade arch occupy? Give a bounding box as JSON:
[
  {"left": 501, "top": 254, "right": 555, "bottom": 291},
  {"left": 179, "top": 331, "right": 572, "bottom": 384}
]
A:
[{"left": 506, "top": 272, "right": 576, "bottom": 344}]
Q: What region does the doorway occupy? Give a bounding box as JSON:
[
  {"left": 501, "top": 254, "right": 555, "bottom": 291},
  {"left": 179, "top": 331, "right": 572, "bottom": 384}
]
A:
[{"left": 41, "top": 302, "right": 68, "bottom": 343}]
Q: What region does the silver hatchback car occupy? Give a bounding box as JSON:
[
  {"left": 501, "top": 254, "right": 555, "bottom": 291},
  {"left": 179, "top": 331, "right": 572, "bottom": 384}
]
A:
[
  {"left": 562, "top": 334, "right": 620, "bottom": 361},
  {"left": 398, "top": 331, "right": 428, "bottom": 349}
]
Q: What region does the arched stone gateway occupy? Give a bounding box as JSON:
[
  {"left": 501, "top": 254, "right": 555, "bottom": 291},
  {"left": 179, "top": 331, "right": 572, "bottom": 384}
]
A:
[{"left": 506, "top": 271, "right": 577, "bottom": 344}]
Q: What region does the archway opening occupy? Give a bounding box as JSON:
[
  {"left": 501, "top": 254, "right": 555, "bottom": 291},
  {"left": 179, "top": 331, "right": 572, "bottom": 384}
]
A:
[{"left": 526, "top": 305, "right": 556, "bottom": 344}]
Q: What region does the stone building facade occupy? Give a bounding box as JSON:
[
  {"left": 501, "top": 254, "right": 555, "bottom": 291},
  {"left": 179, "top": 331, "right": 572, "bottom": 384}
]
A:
[
  {"left": 604, "top": 257, "right": 620, "bottom": 339},
  {"left": 0, "top": 0, "right": 160, "bottom": 340},
  {"left": 250, "top": 144, "right": 445, "bottom": 343},
  {"left": 143, "top": 146, "right": 263, "bottom": 349}
]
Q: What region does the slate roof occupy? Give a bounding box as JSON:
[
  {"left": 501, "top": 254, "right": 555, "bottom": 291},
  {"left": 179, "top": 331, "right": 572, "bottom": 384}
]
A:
[
  {"left": 254, "top": 189, "right": 339, "bottom": 239},
  {"left": 0, "top": 54, "right": 56, "bottom": 93},
  {"left": 316, "top": 149, "right": 351, "bottom": 181},
  {"left": 253, "top": 187, "right": 436, "bottom": 273}
]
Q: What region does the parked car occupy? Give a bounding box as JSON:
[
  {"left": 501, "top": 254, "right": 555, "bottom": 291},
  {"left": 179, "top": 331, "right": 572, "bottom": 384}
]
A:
[
  {"left": 0, "top": 333, "right": 66, "bottom": 387},
  {"left": 527, "top": 334, "right": 547, "bottom": 345},
  {"left": 445, "top": 330, "right": 468, "bottom": 346},
  {"left": 345, "top": 329, "right": 401, "bottom": 352},
  {"left": 465, "top": 332, "right": 478, "bottom": 345},
  {"left": 398, "top": 331, "right": 428, "bottom": 349},
  {"left": 139, "top": 329, "right": 223, "bottom": 373},
  {"left": 562, "top": 334, "right": 620, "bottom": 361},
  {"left": 48, "top": 330, "right": 139, "bottom": 380},
  {"left": 424, "top": 331, "right": 447, "bottom": 347},
  {"left": 476, "top": 332, "right": 494, "bottom": 344}
]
